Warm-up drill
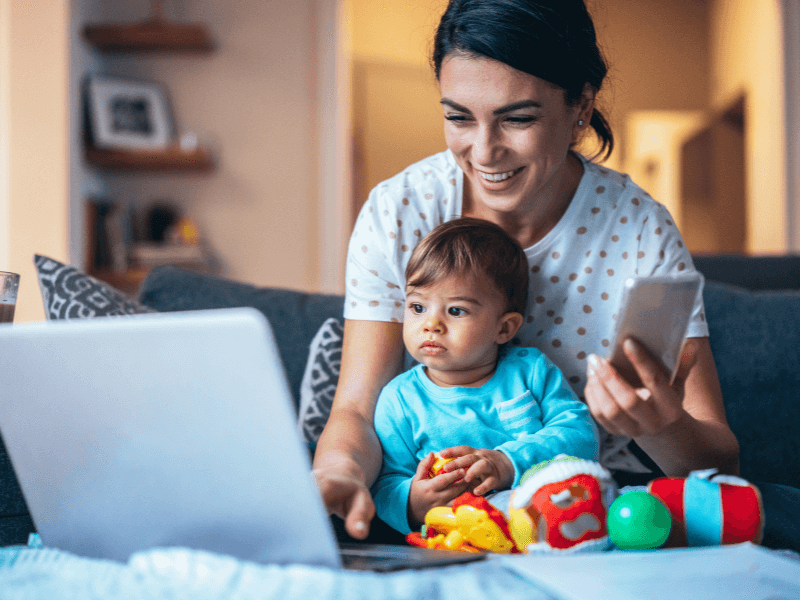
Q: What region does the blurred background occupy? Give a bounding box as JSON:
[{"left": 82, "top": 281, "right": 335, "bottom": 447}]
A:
[{"left": 2, "top": 0, "right": 798, "bottom": 321}]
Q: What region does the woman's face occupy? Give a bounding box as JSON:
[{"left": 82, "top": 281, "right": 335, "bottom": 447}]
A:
[{"left": 439, "top": 54, "right": 591, "bottom": 217}]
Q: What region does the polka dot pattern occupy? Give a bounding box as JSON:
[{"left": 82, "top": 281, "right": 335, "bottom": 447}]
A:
[{"left": 343, "top": 149, "right": 708, "bottom": 473}]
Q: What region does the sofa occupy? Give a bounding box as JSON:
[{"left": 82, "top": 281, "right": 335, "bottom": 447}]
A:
[{"left": 1, "top": 254, "right": 799, "bottom": 549}]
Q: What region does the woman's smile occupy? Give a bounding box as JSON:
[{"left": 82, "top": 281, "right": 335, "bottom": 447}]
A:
[{"left": 478, "top": 167, "right": 524, "bottom": 183}]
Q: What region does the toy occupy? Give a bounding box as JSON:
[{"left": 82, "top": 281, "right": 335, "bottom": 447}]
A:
[
  {"left": 427, "top": 452, "right": 455, "bottom": 478},
  {"left": 405, "top": 456, "right": 764, "bottom": 555},
  {"left": 647, "top": 469, "right": 764, "bottom": 547},
  {"left": 407, "top": 492, "right": 519, "bottom": 553},
  {"left": 607, "top": 490, "right": 672, "bottom": 550},
  {"left": 508, "top": 455, "right": 618, "bottom": 552},
  {"left": 407, "top": 455, "right": 619, "bottom": 554}
]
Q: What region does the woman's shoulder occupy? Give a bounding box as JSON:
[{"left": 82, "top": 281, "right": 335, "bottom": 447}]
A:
[
  {"left": 368, "top": 150, "right": 459, "bottom": 208},
  {"left": 574, "top": 156, "right": 673, "bottom": 228},
  {"left": 580, "top": 157, "right": 664, "bottom": 210}
]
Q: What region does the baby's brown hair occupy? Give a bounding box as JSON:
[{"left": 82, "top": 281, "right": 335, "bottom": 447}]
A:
[{"left": 405, "top": 217, "right": 529, "bottom": 315}]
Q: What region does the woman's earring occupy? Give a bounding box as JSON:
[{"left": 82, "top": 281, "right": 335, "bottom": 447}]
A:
[{"left": 578, "top": 120, "right": 584, "bottom": 127}]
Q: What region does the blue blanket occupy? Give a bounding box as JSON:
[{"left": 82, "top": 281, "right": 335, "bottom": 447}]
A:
[{"left": 0, "top": 544, "right": 549, "bottom": 600}]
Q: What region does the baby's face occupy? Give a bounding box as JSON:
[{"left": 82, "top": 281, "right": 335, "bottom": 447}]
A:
[{"left": 403, "top": 271, "right": 515, "bottom": 386}]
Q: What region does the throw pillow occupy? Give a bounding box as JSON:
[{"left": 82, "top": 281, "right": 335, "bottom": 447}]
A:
[
  {"left": 34, "top": 254, "right": 155, "bottom": 320},
  {"left": 297, "top": 317, "right": 343, "bottom": 445}
]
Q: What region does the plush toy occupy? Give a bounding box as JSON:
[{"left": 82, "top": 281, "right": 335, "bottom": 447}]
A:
[
  {"left": 646, "top": 469, "right": 764, "bottom": 547},
  {"left": 508, "top": 455, "right": 618, "bottom": 553}
]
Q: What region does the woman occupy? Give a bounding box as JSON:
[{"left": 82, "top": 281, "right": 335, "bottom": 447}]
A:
[{"left": 313, "top": 0, "right": 741, "bottom": 542}]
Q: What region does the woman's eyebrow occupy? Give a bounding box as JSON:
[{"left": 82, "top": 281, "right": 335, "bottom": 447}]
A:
[{"left": 440, "top": 98, "right": 542, "bottom": 115}]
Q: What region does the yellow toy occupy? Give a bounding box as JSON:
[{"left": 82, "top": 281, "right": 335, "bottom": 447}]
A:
[
  {"left": 407, "top": 492, "right": 521, "bottom": 553},
  {"left": 427, "top": 452, "right": 455, "bottom": 478}
]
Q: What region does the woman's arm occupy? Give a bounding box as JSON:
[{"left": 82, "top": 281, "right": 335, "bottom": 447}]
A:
[
  {"left": 585, "top": 337, "right": 740, "bottom": 477},
  {"left": 312, "top": 318, "right": 405, "bottom": 539}
]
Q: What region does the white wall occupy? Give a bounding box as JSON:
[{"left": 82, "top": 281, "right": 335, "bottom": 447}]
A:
[{"left": 74, "top": 0, "right": 344, "bottom": 292}]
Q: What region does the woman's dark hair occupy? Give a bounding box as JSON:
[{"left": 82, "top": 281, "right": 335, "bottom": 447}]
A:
[
  {"left": 405, "top": 217, "right": 529, "bottom": 315},
  {"left": 432, "top": 0, "right": 613, "bottom": 161}
]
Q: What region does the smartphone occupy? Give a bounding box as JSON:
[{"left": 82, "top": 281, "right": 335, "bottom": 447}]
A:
[{"left": 606, "top": 273, "right": 702, "bottom": 388}]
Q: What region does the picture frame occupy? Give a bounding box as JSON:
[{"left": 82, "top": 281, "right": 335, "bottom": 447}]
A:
[{"left": 86, "top": 76, "right": 173, "bottom": 151}]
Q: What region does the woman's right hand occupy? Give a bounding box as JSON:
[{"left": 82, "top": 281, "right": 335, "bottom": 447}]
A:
[
  {"left": 313, "top": 459, "right": 375, "bottom": 540},
  {"left": 312, "top": 319, "right": 406, "bottom": 539}
]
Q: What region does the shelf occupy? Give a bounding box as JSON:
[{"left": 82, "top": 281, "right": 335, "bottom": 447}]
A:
[
  {"left": 85, "top": 147, "right": 214, "bottom": 173},
  {"left": 83, "top": 20, "right": 214, "bottom": 54}
]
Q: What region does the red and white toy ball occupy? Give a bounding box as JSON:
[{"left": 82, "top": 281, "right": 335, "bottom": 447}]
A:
[
  {"left": 647, "top": 469, "right": 764, "bottom": 547},
  {"left": 509, "top": 455, "right": 618, "bottom": 553}
]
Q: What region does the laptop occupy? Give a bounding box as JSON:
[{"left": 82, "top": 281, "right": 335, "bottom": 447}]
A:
[{"left": 0, "top": 308, "right": 483, "bottom": 571}]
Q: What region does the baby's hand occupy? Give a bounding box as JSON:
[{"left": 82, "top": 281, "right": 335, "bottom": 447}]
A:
[
  {"left": 438, "top": 446, "right": 514, "bottom": 496},
  {"left": 407, "top": 452, "right": 470, "bottom": 529}
]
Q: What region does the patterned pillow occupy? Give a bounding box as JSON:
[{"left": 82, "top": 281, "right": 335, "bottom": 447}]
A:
[
  {"left": 34, "top": 254, "right": 155, "bottom": 320},
  {"left": 297, "top": 317, "right": 343, "bottom": 445}
]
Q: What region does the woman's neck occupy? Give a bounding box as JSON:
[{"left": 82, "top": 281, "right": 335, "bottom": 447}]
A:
[{"left": 463, "top": 151, "right": 585, "bottom": 250}]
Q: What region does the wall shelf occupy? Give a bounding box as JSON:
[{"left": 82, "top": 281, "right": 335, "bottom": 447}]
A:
[
  {"left": 83, "top": 20, "right": 214, "bottom": 54},
  {"left": 85, "top": 147, "right": 214, "bottom": 173}
]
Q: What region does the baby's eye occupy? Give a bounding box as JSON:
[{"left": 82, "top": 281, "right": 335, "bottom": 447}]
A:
[
  {"left": 410, "top": 303, "right": 425, "bottom": 314},
  {"left": 448, "top": 307, "right": 467, "bottom": 317}
]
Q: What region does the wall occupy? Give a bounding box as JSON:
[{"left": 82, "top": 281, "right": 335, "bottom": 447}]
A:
[
  {"left": 349, "top": 0, "right": 448, "bottom": 217},
  {"left": 589, "top": 0, "right": 711, "bottom": 171},
  {"left": 76, "top": 0, "right": 335, "bottom": 293},
  {"left": 710, "top": 0, "right": 786, "bottom": 253},
  {"left": 0, "top": 0, "right": 70, "bottom": 322}
]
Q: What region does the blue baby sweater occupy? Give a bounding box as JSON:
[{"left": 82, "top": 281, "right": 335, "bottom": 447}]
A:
[{"left": 371, "top": 346, "right": 599, "bottom": 534}]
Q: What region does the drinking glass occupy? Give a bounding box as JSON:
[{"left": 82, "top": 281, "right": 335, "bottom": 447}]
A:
[{"left": 0, "top": 271, "right": 20, "bottom": 324}]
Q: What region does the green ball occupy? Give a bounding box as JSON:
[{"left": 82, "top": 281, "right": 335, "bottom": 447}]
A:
[{"left": 607, "top": 490, "right": 671, "bottom": 550}]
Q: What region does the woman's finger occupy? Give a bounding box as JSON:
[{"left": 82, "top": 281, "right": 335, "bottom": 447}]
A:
[
  {"left": 623, "top": 339, "right": 688, "bottom": 430},
  {"left": 586, "top": 356, "right": 644, "bottom": 436},
  {"left": 624, "top": 337, "right": 670, "bottom": 392}
]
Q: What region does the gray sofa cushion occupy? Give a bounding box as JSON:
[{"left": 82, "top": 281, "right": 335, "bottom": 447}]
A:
[
  {"left": 34, "top": 255, "right": 155, "bottom": 319},
  {"left": 703, "top": 281, "right": 800, "bottom": 488},
  {"left": 138, "top": 266, "right": 345, "bottom": 409}
]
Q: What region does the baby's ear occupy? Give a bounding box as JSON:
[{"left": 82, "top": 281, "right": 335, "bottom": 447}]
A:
[{"left": 496, "top": 312, "right": 524, "bottom": 344}]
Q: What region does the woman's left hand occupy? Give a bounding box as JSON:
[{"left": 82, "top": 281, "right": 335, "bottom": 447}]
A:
[{"left": 584, "top": 337, "right": 698, "bottom": 438}]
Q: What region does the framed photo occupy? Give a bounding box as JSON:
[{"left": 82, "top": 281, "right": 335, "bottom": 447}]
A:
[{"left": 87, "top": 77, "right": 173, "bottom": 151}]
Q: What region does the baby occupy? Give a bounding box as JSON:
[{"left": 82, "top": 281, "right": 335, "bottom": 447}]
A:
[{"left": 371, "top": 217, "right": 599, "bottom": 534}]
